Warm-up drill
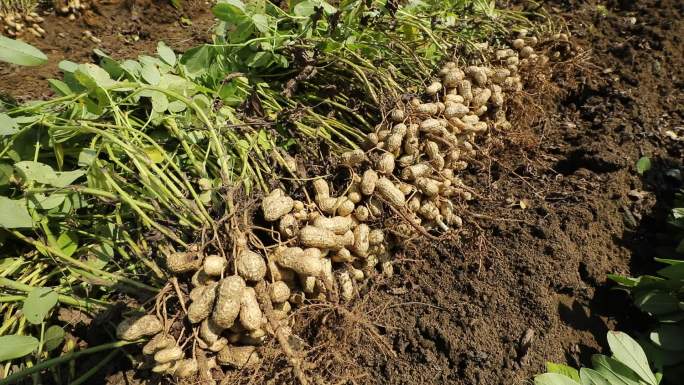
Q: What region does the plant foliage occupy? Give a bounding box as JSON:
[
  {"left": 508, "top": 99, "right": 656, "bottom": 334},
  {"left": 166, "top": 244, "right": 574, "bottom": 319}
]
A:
[
  {"left": 535, "top": 332, "right": 661, "bottom": 385},
  {"left": 0, "top": 0, "right": 536, "bottom": 381}
]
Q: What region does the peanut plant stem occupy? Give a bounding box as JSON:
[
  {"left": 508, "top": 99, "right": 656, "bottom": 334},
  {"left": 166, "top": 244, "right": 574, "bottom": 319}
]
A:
[{"left": 0, "top": 340, "right": 138, "bottom": 385}]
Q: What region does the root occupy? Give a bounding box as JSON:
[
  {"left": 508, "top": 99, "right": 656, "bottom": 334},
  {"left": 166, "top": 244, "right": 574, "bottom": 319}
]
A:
[{"left": 254, "top": 281, "right": 310, "bottom": 385}]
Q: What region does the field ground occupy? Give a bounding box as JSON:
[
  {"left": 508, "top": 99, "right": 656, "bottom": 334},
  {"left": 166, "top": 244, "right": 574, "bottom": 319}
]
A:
[{"left": 0, "top": 0, "right": 682, "bottom": 384}]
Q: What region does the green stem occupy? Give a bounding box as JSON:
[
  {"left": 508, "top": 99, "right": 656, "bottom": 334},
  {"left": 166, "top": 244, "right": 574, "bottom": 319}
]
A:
[
  {"left": 8, "top": 232, "right": 158, "bottom": 293},
  {"left": 0, "top": 296, "right": 25, "bottom": 303},
  {"left": 0, "top": 277, "right": 106, "bottom": 309},
  {"left": 0, "top": 340, "right": 139, "bottom": 385}
]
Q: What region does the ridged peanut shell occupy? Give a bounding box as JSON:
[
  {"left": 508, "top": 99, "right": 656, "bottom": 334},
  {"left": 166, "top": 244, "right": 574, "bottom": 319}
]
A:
[
  {"left": 188, "top": 283, "right": 217, "bottom": 324},
  {"left": 236, "top": 250, "right": 266, "bottom": 282},
  {"left": 212, "top": 275, "right": 245, "bottom": 329},
  {"left": 116, "top": 315, "right": 162, "bottom": 341},
  {"left": 174, "top": 359, "right": 199, "bottom": 378},
  {"left": 217, "top": 345, "right": 260, "bottom": 368},
  {"left": 262, "top": 194, "right": 294, "bottom": 222},
  {"left": 368, "top": 229, "right": 384, "bottom": 245},
  {"left": 313, "top": 215, "right": 353, "bottom": 234},
  {"left": 203, "top": 255, "right": 226, "bottom": 277},
  {"left": 269, "top": 281, "right": 291, "bottom": 303},
  {"left": 276, "top": 246, "right": 323, "bottom": 276},
  {"left": 352, "top": 224, "right": 370, "bottom": 257},
  {"left": 239, "top": 287, "right": 263, "bottom": 331},
  {"left": 166, "top": 252, "right": 201, "bottom": 274},
  {"left": 299, "top": 226, "right": 342, "bottom": 250},
  {"left": 340, "top": 149, "right": 366, "bottom": 166},
  {"left": 338, "top": 272, "right": 354, "bottom": 301},
  {"left": 375, "top": 178, "right": 405, "bottom": 206},
  {"left": 313, "top": 178, "right": 330, "bottom": 198},
  {"left": 200, "top": 318, "right": 224, "bottom": 344},
  {"left": 360, "top": 169, "right": 378, "bottom": 195},
  {"left": 377, "top": 153, "right": 395, "bottom": 175},
  {"left": 154, "top": 346, "right": 183, "bottom": 364},
  {"left": 143, "top": 333, "right": 175, "bottom": 355},
  {"left": 278, "top": 214, "right": 299, "bottom": 239}
]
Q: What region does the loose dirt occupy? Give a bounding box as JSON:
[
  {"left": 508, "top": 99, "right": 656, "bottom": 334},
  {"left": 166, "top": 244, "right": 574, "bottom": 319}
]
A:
[
  {"left": 0, "top": 0, "right": 215, "bottom": 102},
  {"left": 1, "top": 0, "right": 683, "bottom": 384},
  {"left": 344, "top": 1, "right": 683, "bottom": 384}
]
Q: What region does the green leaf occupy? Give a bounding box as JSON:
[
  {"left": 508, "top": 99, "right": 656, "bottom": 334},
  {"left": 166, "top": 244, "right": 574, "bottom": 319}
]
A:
[
  {"left": 252, "top": 14, "right": 270, "bottom": 33},
  {"left": 14, "top": 161, "right": 57, "bottom": 184},
  {"left": 0, "top": 335, "right": 39, "bottom": 361},
  {"left": 0, "top": 163, "right": 13, "bottom": 187},
  {"left": 293, "top": 0, "right": 315, "bottom": 17},
  {"left": 43, "top": 325, "right": 65, "bottom": 352},
  {"left": 636, "top": 157, "right": 651, "bottom": 175},
  {"left": 534, "top": 373, "right": 580, "bottom": 385},
  {"left": 120, "top": 60, "right": 142, "bottom": 77},
  {"left": 607, "top": 331, "right": 657, "bottom": 385},
  {"left": 51, "top": 170, "right": 85, "bottom": 187},
  {"left": 180, "top": 45, "right": 212, "bottom": 76},
  {"left": 634, "top": 291, "right": 680, "bottom": 315},
  {"left": 546, "top": 362, "right": 580, "bottom": 381},
  {"left": 151, "top": 91, "right": 169, "bottom": 112},
  {"left": 653, "top": 258, "right": 684, "bottom": 266},
  {"left": 48, "top": 79, "right": 72, "bottom": 96},
  {"left": 640, "top": 337, "right": 684, "bottom": 367},
  {"left": 579, "top": 368, "right": 610, "bottom": 385},
  {"left": 141, "top": 62, "right": 161, "bottom": 85},
  {"left": 650, "top": 324, "right": 684, "bottom": 351},
  {"left": 608, "top": 274, "right": 640, "bottom": 287},
  {"left": 56, "top": 232, "right": 78, "bottom": 257},
  {"left": 0, "top": 197, "right": 33, "bottom": 228},
  {"left": 167, "top": 100, "right": 187, "bottom": 113},
  {"left": 246, "top": 51, "right": 272, "bottom": 68},
  {"left": 213, "top": 0, "right": 255, "bottom": 43},
  {"left": 14, "top": 161, "right": 84, "bottom": 187},
  {"left": 212, "top": 0, "right": 246, "bottom": 22},
  {"left": 0, "top": 36, "right": 48, "bottom": 66},
  {"left": 74, "top": 63, "right": 115, "bottom": 90},
  {"left": 591, "top": 354, "right": 642, "bottom": 385},
  {"left": 27, "top": 193, "right": 66, "bottom": 210},
  {"left": 78, "top": 148, "right": 98, "bottom": 167},
  {"left": 0, "top": 113, "right": 19, "bottom": 136},
  {"left": 157, "top": 41, "right": 176, "bottom": 66},
  {"left": 657, "top": 263, "right": 684, "bottom": 280},
  {"left": 23, "top": 287, "right": 58, "bottom": 325}
]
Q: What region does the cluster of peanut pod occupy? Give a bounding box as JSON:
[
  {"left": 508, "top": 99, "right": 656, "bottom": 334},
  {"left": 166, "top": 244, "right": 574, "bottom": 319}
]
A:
[
  {"left": 341, "top": 35, "right": 545, "bottom": 231},
  {"left": 1, "top": 11, "right": 45, "bottom": 38},
  {"left": 115, "top": 36, "right": 545, "bottom": 380},
  {"left": 54, "top": 0, "right": 89, "bottom": 20}
]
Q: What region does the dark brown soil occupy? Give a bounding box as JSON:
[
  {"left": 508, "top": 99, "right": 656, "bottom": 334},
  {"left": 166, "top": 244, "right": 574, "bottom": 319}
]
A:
[
  {"left": 0, "top": 0, "right": 214, "bottom": 102},
  {"left": 347, "top": 1, "right": 683, "bottom": 384}
]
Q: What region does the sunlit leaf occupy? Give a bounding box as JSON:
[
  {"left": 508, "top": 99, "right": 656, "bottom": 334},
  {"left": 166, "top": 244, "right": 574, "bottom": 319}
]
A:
[
  {"left": 579, "top": 368, "right": 610, "bottom": 385},
  {"left": 546, "top": 362, "right": 580, "bottom": 381},
  {"left": 636, "top": 157, "right": 651, "bottom": 175},
  {"left": 0, "top": 113, "right": 19, "bottom": 136},
  {"left": 0, "top": 196, "right": 33, "bottom": 228},
  {"left": 43, "top": 325, "right": 65, "bottom": 352},
  {"left": 23, "top": 287, "right": 58, "bottom": 325},
  {"left": 56, "top": 232, "right": 79, "bottom": 257},
  {"left": 0, "top": 335, "right": 39, "bottom": 361},
  {"left": 141, "top": 62, "right": 161, "bottom": 85},
  {"left": 157, "top": 41, "right": 176, "bottom": 66},
  {"left": 0, "top": 36, "right": 47, "bottom": 66},
  {"left": 607, "top": 331, "right": 657, "bottom": 385},
  {"left": 534, "top": 373, "right": 580, "bottom": 385}
]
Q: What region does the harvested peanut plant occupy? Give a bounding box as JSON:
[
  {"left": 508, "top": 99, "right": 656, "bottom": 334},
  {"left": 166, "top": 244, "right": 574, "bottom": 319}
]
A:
[{"left": 0, "top": 0, "right": 551, "bottom": 382}]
